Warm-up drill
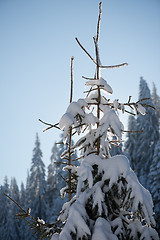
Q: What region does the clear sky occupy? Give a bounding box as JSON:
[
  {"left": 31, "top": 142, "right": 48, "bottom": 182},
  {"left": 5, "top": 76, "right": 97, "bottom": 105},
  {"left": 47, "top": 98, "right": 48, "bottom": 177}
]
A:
[{"left": 0, "top": 0, "right": 160, "bottom": 187}]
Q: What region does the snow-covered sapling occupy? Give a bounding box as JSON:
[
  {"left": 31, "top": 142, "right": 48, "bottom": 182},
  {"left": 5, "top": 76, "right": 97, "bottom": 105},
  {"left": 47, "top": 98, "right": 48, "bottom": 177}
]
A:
[{"left": 51, "top": 2, "right": 159, "bottom": 240}]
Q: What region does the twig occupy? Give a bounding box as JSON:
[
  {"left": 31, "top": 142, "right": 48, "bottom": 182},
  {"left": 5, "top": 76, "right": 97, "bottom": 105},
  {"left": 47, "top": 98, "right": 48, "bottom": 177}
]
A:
[
  {"left": 56, "top": 141, "right": 69, "bottom": 146},
  {"left": 141, "top": 104, "right": 155, "bottom": 109},
  {"left": 100, "top": 63, "right": 128, "bottom": 69},
  {"left": 82, "top": 76, "right": 97, "bottom": 80},
  {"left": 86, "top": 87, "right": 94, "bottom": 97},
  {"left": 70, "top": 56, "right": 74, "bottom": 103},
  {"left": 128, "top": 96, "right": 132, "bottom": 103},
  {"left": 124, "top": 110, "right": 136, "bottom": 116},
  {"left": 72, "top": 155, "right": 85, "bottom": 161},
  {"left": 4, "top": 193, "right": 26, "bottom": 214},
  {"left": 110, "top": 142, "right": 121, "bottom": 147},
  {"left": 39, "top": 119, "right": 60, "bottom": 131},
  {"left": 136, "top": 97, "right": 150, "bottom": 103},
  {"left": 4, "top": 193, "right": 36, "bottom": 226},
  {"left": 75, "top": 37, "right": 97, "bottom": 65},
  {"left": 54, "top": 162, "right": 68, "bottom": 165},
  {"left": 84, "top": 87, "right": 99, "bottom": 93},
  {"left": 58, "top": 173, "right": 68, "bottom": 184},
  {"left": 96, "top": 2, "right": 102, "bottom": 42},
  {"left": 72, "top": 123, "right": 86, "bottom": 129},
  {"left": 122, "top": 130, "right": 144, "bottom": 133}
]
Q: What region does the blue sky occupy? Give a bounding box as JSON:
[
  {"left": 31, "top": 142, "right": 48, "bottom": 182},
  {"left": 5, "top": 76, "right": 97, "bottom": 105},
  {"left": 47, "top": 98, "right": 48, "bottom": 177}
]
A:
[{"left": 0, "top": 0, "right": 160, "bottom": 187}]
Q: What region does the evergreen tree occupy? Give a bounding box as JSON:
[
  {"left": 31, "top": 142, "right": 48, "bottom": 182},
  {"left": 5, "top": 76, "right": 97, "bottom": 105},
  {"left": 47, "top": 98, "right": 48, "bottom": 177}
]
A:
[
  {"left": 47, "top": 142, "right": 59, "bottom": 222},
  {"left": 47, "top": 134, "right": 78, "bottom": 222},
  {"left": 51, "top": 3, "right": 158, "bottom": 239},
  {"left": 9, "top": 177, "right": 21, "bottom": 240},
  {"left": 110, "top": 135, "right": 122, "bottom": 157},
  {"left": 25, "top": 133, "right": 47, "bottom": 239},
  {"left": 19, "top": 182, "right": 27, "bottom": 239},
  {"left": 28, "top": 133, "right": 47, "bottom": 220},
  {"left": 124, "top": 114, "right": 138, "bottom": 170},
  {"left": 24, "top": 170, "right": 33, "bottom": 240},
  {"left": 54, "top": 134, "right": 78, "bottom": 197},
  {"left": 152, "top": 82, "right": 160, "bottom": 127},
  {"left": 149, "top": 138, "right": 160, "bottom": 234},
  {"left": 136, "top": 77, "right": 159, "bottom": 188},
  {"left": 0, "top": 177, "right": 12, "bottom": 240}
]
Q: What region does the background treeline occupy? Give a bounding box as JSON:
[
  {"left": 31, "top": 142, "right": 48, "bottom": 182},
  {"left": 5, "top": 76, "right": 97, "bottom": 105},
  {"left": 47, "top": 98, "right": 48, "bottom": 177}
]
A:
[{"left": 0, "top": 77, "right": 160, "bottom": 239}]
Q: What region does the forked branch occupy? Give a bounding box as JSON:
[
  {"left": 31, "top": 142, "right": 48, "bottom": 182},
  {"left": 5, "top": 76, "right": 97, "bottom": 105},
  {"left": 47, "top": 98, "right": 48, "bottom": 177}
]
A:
[
  {"left": 39, "top": 119, "right": 60, "bottom": 132},
  {"left": 75, "top": 37, "right": 97, "bottom": 65},
  {"left": 4, "top": 193, "right": 60, "bottom": 238}
]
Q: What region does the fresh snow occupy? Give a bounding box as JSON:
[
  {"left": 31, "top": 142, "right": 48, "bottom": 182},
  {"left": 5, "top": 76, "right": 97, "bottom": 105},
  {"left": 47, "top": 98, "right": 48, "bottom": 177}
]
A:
[
  {"left": 137, "top": 103, "right": 146, "bottom": 115},
  {"left": 92, "top": 217, "right": 118, "bottom": 240},
  {"left": 85, "top": 77, "right": 113, "bottom": 94}
]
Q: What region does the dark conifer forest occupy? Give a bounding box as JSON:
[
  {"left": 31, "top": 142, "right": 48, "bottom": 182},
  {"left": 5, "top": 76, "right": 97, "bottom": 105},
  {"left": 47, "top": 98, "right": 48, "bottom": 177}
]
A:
[{"left": 0, "top": 79, "right": 160, "bottom": 239}]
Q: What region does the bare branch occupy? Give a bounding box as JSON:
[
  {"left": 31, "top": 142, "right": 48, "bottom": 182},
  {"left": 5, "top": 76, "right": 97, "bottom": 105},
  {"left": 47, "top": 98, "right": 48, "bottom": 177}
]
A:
[
  {"left": 96, "top": 2, "right": 102, "bottom": 42},
  {"left": 54, "top": 162, "right": 68, "bottom": 165},
  {"left": 84, "top": 88, "right": 99, "bottom": 94},
  {"left": 72, "top": 155, "right": 84, "bottom": 161},
  {"left": 136, "top": 97, "right": 150, "bottom": 103},
  {"left": 122, "top": 129, "right": 144, "bottom": 133},
  {"left": 110, "top": 142, "right": 121, "bottom": 148},
  {"left": 128, "top": 96, "right": 132, "bottom": 103},
  {"left": 56, "top": 141, "right": 69, "bottom": 146},
  {"left": 39, "top": 119, "right": 60, "bottom": 131},
  {"left": 141, "top": 104, "right": 155, "bottom": 109},
  {"left": 4, "top": 193, "right": 26, "bottom": 214},
  {"left": 70, "top": 56, "right": 74, "bottom": 103},
  {"left": 75, "top": 37, "right": 97, "bottom": 65},
  {"left": 86, "top": 87, "right": 94, "bottom": 97},
  {"left": 68, "top": 56, "right": 75, "bottom": 201},
  {"left": 124, "top": 110, "right": 136, "bottom": 116},
  {"left": 58, "top": 173, "right": 68, "bottom": 184},
  {"left": 72, "top": 123, "right": 86, "bottom": 129},
  {"left": 100, "top": 62, "right": 128, "bottom": 69},
  {"left": 4, "top": 193, "right": 35, "bottom": 223},
  {"left": 82, "top": 76, "right": 97, "bottom": 80}
]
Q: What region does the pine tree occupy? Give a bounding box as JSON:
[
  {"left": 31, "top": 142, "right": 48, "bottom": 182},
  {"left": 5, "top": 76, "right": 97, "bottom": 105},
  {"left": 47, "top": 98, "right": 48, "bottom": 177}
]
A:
[
  {"left": 136, "top": 77, "right": 159, "bottom": 188},
  {"left": 148, "top": 138, "right": 160, "bottom": 234},
  {"left": 50, "top": 3, "right": 158, "bottom": 239}
]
